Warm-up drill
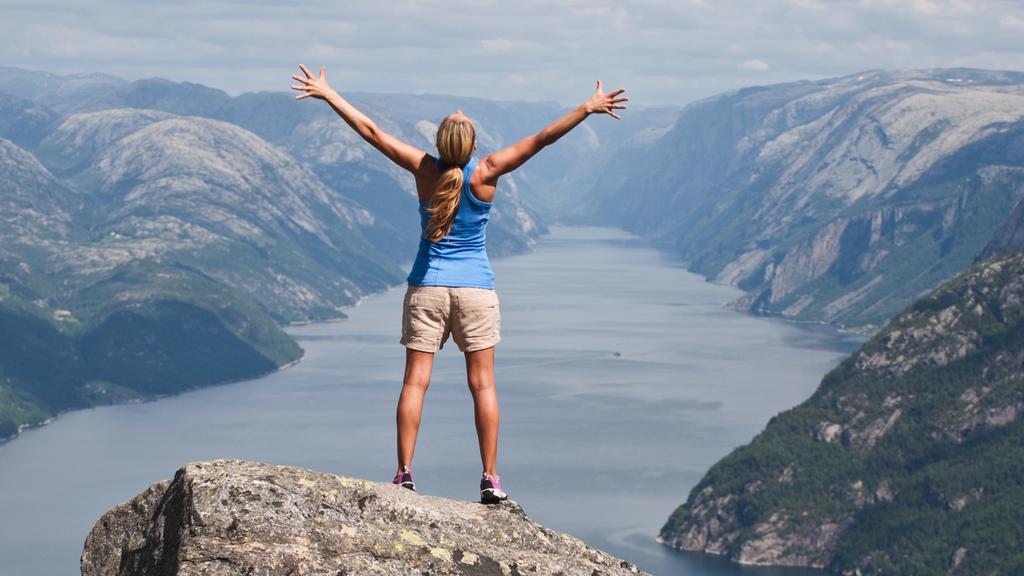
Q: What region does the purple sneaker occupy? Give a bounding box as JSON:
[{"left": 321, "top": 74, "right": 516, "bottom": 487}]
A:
[
  {"left": 480, "top": 472, "right": 507, "bottom": 504},
  {"left": 392, "top": 467, "right": 415, "bottom": 491}
]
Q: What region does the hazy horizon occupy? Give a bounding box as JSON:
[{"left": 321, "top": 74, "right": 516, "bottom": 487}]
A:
[{"left": 3, "top": 0, "right": 1024, "bottom": 107}]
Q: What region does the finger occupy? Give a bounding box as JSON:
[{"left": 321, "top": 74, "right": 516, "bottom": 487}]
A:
[
  {"left": 299, "top": 64, "right": 313, "bottom": 79},
  {"left": 290, "top": 85, "right": 308, "bottom": 91},
  {"left": 612, "top": 96, "right": 629, "bottom": 103},
  {"left": 596, "top": 79, "right": 603, "bottom": 93},
  {"left": 295, "top": 92, "right": 312, "bottom": 100},
  {"left": 291, "top": 74, "right": 307, "bottom": 82},
  {"left": 609, "top": 88, "right": 626, "bottom": 97},
  {"left": 609, "top": 111, "right": 621, "bottom": 120},
  {"left": 611, "top": 104, "right": 627, "bottom": 110}
]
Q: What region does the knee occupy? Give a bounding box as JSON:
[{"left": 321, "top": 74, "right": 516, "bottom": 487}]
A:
[
  {"left": 403, "top": 375, "right": 430, "bottom": 393},
  {"left": 467, "top": 375, "right": 494, "bottom": 394}
]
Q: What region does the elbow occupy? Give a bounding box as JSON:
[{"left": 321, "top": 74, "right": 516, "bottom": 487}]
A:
[{"left": 361, "top": 123, "right": 381, "bottom": 146}]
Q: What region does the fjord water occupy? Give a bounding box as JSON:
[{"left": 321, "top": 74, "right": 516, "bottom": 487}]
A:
[{"left": 0, "top": 226, "right": 863, "bottom": 576}]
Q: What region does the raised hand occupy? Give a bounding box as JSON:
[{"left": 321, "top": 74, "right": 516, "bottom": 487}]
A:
[
  {"left": 291, "top": 64, "right": 334, "bottom": 101},
  {"left": 583, "top": 80, "right": 628, "bottom": 119}
]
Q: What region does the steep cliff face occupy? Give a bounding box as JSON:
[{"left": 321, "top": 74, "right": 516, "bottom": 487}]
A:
[
  {"left": 82, "top": 459, "right": 648, "bottom": 576},
  {"left": 592, "top": 68, "right": 1024, "bottom": 329},
  {"left": 979, "top": 195, "right": 1024, "bottom": 260},
  {"left": 659, "top": 249, "right": 1024, "bottom": 575}
]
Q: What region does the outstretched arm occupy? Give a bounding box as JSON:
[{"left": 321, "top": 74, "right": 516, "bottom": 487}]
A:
[
  {"left": 478, "top": 81, "right": 627, "bottom": 185},
  {"left": 291, "top": 64, "right": 428, "bottom": 174}
]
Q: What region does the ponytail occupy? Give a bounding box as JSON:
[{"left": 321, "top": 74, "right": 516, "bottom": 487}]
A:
[
  {"left": 426, "top": 165, "right": 463, "bottom": 242},
  {"left": 426, "top": 113, "right": 475, "bottom": 242}
]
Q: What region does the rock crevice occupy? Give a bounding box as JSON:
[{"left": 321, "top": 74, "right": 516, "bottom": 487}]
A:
[{"left": 81, "top": 459, "right": 647, "bottom": 576}]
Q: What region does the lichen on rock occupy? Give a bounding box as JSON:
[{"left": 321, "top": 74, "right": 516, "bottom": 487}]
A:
[{"left": 81, "top": 459, "right": 647, "bottom": 576}]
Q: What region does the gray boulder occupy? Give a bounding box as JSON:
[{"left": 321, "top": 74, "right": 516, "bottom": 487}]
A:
[{"left": 81, "top": 459, "right": 647, "bottom": 576}]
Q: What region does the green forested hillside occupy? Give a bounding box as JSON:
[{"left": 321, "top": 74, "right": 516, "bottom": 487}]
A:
[
  {"left": 660, "top": 249, "right": 1024, "bottom": 575},
  {"left": 0, "top": 265, "right": 302, "bottom": 441}
]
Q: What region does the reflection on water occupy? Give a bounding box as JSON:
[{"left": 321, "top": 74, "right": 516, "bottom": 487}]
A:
[{"left": 0, "top": 226, "right": 864, "bottom": 576}]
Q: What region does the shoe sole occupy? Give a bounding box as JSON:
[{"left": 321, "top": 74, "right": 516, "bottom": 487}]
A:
[
  {"left": 401, "top": 481, "right": 416, "bottom": 491},
  {"left": 480, "top": 489, "right": 507, "bottom": 504}
]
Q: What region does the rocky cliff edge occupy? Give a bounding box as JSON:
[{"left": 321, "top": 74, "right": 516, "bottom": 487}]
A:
[{"left": 81, "top": 459, "right": 647, "bottom": 576}]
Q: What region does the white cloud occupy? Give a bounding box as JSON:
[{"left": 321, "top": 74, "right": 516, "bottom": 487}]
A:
[
  {"left": 1001, "top": 14, "right": 1024, "bottom": 30},
  {"left": 0, "top": 0, "right": 1021, "bottom": 106},
  {"left": 479, "top": 38, "right": 543, "bottom": 52},
  {"left": 739, "top": 59, "right": 770, "bottom": 71}
]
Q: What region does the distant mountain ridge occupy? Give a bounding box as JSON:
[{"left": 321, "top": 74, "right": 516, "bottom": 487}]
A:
[
  {"left": 0, "top": 66, "right": 555, "bottom": 260},
  {"left": 589, "top": 68, "right": 1024, "bottom": 330},
  {"left": 0, "top": 66, "right": 670, "bottom": 443}
]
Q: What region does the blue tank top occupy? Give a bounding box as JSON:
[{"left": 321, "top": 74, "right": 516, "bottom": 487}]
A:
[{"left": 406, "top": 156, "right": 495, "bottom": 288}]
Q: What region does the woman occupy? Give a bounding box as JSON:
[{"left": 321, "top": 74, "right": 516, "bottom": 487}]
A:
[{"left": 291, "top": 64, "right": 627, "bottom": 503}]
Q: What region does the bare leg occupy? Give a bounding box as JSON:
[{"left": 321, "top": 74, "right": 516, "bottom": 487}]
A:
[
  {"left": 465, "top": 346, "right": 499, "bottom": 476},
  {"left": 396, "top": 349, "right": 435, "bottom": 475}
]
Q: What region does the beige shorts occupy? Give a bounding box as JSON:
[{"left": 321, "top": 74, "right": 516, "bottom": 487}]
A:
[{"left": 400, "top": 285, "right": 501, "bottom": 353}]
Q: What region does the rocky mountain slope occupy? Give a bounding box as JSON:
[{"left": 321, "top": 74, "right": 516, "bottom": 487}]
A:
[
  {"left": 82, "top": 459, "right": 648, "bottom": 576},
  {"left": 979, "top": 194, "right": 1024, "bottom": 261},
  {"left": 0, "top": 133, "right": 305, "bottom": 442},
  {"left": 0, "top": 103, "right": 398, "bottom": 441},
  {"left": 0, "top": 67, "right": 670, "bottom": 444},
  {"left": 38, "top": 109, "right": 401, "bottom": 321},
  {"left": 0, "top": 67, "right": 556, "bottom": 259},
  {"left": 659, "top": 246, "right": 1024, "bottom": 575},
  {"left": 590, "top": 68, "right": 1024, "bottom": 330}
]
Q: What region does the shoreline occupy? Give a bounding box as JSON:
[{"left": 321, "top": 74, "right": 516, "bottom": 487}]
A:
[
  {"left": 1, "top": 277, "right": 401, "bottom": 448},
  {"left": 549, "top": 223, "right": 879, "bottom": 337},
  {"left": 0, "top": 347, "right": 310, "bottom": 447},
  {"left": 1, "top": 224, "right": 866, "bottom": 576},
  {"left": 0, "top": 225, "right": 864, "bottom": 449}
]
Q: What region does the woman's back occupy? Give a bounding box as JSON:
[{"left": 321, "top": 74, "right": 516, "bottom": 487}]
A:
[{"left": 407, "top": 156, "right": 495, "bottom": 288}]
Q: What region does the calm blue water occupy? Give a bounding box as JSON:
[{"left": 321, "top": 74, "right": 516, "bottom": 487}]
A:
[{"left": 0, "top": 226, "right": 863, "bottom": 576}]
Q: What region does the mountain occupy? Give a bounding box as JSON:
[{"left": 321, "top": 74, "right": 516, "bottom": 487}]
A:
[
  {"left": 0, "top": 262, "right": 302, "bottom": 442},
  {"left": 81, "top": 459, "right": 649, "bottom": 576},
  {"left": 979, "top": 195, "right": 1024, "bottom": 260},
  {"left": 0, "top": 92, "right": 57, "bottom": 147},
  {"left": 2, "top": 67, "right": 672, "bottom": 444},
  {"left": 658, "top": 246, "right": 1024, "bottom": 575},
  {"left": 223, "top": 90, "right": 553, "bottom": 258},
  {"left": 0, "top": 132, "right": 307, "bottom": 441},
  {"left": 0, "top": 138, "right": 78, "bottom": 244},
  {"left": 0, "top": 66, "right": 680, "bottom": 262},
  {"left": 39, "top": 109, "right": 402, "bottom": 321},
  {"left": 589, "top": 68, "right": 1024, "bottom": 330},
  {"left": 0, "top": 68, "right": 554, "bottom": 259},
  {"left": 0, "top": 108, "right": 393, "bottom": 440},
  {"left": 0, "top": 66, "right": 126, "bottom": 114}
]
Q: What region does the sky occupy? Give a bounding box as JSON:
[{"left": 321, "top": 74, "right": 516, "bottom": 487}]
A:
[{"left": 1, "top": 0, "right": 1023, "bottom": 107}]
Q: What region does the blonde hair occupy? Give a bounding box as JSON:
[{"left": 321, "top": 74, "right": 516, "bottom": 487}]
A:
[{"left": 426, "top": 114, "right": 476, "bottom": 242}]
